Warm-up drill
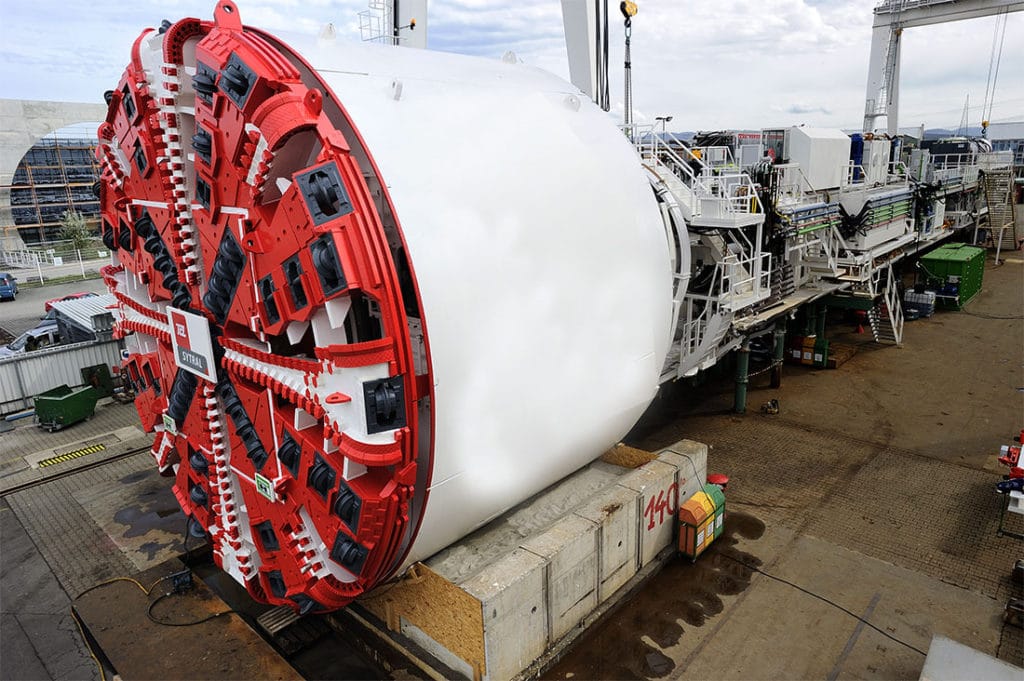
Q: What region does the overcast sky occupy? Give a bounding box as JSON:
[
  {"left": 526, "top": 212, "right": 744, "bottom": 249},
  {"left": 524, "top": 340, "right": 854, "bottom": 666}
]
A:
[{"left": 0, "top": 0, "right": 1020, "bottom": 131}]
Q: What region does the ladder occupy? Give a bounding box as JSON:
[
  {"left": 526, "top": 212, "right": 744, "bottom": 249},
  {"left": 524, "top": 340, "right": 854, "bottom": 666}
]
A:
[
  {"left": 770, "top": 261, "right": 796, "bottom": 301},
  {"left": 982, "top": 169, "right": 1020, "bottom": 251},
  {"left": 868, "top": 268, "right": 903, "bottom": 346}
]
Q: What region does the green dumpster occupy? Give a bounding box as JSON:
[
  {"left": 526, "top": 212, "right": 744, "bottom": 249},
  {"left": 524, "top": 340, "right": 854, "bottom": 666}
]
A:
[
  {"left": 35, "top": 385, "right": 99, "bottom": 432},
  {"left": 919, "top": 243, "right": 985, "bottom": 309}
]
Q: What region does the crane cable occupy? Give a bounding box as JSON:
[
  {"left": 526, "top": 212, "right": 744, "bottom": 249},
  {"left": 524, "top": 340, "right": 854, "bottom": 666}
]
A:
[
  {"left": 621, "top": 2, "right": 637, "bottom": 129},
  {"left": 981, "top": 8, "right": 1009, "bottom": 134}
]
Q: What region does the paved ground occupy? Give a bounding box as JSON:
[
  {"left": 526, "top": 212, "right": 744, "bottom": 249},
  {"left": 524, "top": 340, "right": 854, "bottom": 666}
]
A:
[
  {"left": 0, "top": 400, "right": 149, "bottom": 493},
  {"left": 1, "top": 498, "right": 100, "bottom": 681},
  {"left": 1, "top": 253, "right": 1021, "bottom": 680},
  {"left": 549, "top": 254, "right": 1023, "bottom": 678},
  {"left": 0, "top": 275, "right": 109, "bottom": 338},
  {"left": 0, "top": 398, "right": 158, "bottom": 681}
]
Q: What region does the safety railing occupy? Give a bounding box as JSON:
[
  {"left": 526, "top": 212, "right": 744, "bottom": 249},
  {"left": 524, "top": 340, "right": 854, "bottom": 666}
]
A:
[
  {"left": 719, "top": 251, "right": 772, "bottom": 309},
  {"left": 689, "top": 146, "right": 736, "bottom": 170},
  {"left": 842, "top": 160, "right": 910, "bottom": 188},
  {"left": 927, "top": 153, "right": 981, "bottom": 185},
  {"left": 976, "top": 150, "right": 1014, "bottom": 170},
  {"left": 630, "top": 126, "right": 763, "bottom": 221},
  {"left": 685, "top": 250, "right": 771, "bottom": 310},
  {"left": 695, "top": 173, "right": 762, "bottom": 218},
  {"left": 801, "top": 225, "right": 843, "bottom": 278},
  {"left": 770, "top": 163, "right": 814, "bottom": 200},
  {"left": 883, "top": 267, "right": 903, "bottom": 346},
  {"left": 0, "top": 249, "right": 45, "bottom": 268},
  {"left": 673, "top": 293, "right": 733, "bottom": 378},
  {"left": 679, "top": 297, "right": 713, "bottom": 360}
]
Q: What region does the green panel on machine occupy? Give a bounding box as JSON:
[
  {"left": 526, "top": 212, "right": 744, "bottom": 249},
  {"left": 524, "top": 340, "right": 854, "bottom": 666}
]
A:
[
  {"left": 822, "top": 294, "right": 876, "bottom": 311},
  {"left": 920, "top": 243, "right": 985, "bottom": 309}
]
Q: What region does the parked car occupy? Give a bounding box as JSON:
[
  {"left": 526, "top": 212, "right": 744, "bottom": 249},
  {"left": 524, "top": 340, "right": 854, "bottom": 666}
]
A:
[
  {"left": 44, "top": 291, "right": 99, "bottom": 312},
  {"left": 0, "top": 273, "right": 18, "bottom": 301},
  {"left": 0, "top": 295, "right": 115, "bottom": 358},
  {"left": 0, "top": 325, "right": 61, "bottom": 357}
]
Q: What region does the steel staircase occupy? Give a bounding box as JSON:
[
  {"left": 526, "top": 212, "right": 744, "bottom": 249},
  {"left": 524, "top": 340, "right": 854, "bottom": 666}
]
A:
[
  {"left": 867, "top": 268, "right": 903, "bottom": 346},
  {"left": 657, "top": 164, "right": 696, "bottom": 223},
  {"left": 982, "top": 169, "right": 1020, "bottom": 251},
  {"left": 675, "top": 312, "right": 733, "bottom": 378},
  {"left": 642, "top": 136, "right": 764, "bottom": 231},
  {"left": 770, "top": 261, "right": 796, "bottom": 300}
]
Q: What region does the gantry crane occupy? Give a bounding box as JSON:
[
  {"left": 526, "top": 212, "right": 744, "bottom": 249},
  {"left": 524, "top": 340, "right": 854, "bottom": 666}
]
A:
[{"left": 863, "top": 0, "right": 1024, "bottom": 135}]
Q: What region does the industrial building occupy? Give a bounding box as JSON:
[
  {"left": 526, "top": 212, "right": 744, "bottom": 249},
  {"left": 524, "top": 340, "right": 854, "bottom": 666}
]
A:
[
  {"left": 989, "top": 121, "right": 1024, "bottom": 175},
  {"left": 8, "top": 126, "right": 102, "bottom": 244}
]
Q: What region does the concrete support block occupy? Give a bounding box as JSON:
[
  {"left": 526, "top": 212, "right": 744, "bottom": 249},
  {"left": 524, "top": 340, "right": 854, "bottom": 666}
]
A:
[
  {"left": 460, "top": 549, "right": 548, "bottom": 681},
  {"left": 520, "top": 514, "right": 599, "bottom": 641},
  {"left": 356, "top": 439, "right": 712, "bottom": 681},
  {"left": 619, "top": 459, "right": 678, "bottom": 568},
  {"left": 657, "top": 439, "right": 708, "bottom": 505},
  {"left": 574, "top": 484, "right": 639, "bottom": 601}
]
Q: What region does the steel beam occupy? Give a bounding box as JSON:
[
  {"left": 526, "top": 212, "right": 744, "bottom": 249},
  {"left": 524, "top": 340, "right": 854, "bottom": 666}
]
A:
[{"left": 863, "top": 0, "right": 1024, "bottom": 134}]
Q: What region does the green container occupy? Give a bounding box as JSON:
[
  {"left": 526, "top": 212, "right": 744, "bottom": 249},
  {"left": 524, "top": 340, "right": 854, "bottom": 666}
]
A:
[
  {"left": 80, "top": 364, "right": 114, "bottom": 397},
  {"left": 35, "top": 384, "right": 98, "bottom": 432},
  {"left": 702, "top": 483, "right": 726, "bottom": 539},
  {"left": 920, "top": 243, "right": 985, "bottom": 309},
  {"left": 812, "top": 337, "right": 829, "bottom": 369}
]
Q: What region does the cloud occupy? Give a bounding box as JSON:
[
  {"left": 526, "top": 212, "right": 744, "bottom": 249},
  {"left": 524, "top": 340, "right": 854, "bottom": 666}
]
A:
[
  {"left": 0, "top": 0, "right": 1020, "bottom": 131},
  {"left": 786, "top": 103, "right": 833, "bottom": 115}
]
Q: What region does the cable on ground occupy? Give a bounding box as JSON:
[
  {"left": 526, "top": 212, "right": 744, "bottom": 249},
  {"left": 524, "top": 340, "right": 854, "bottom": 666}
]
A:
[
  {"left": 74, "top": 574, "right": 170, "bottom": 600},
  {"left": 962, "top": 296, "right": 1019, "bottom": 319},
  {"left": 146, "top": 592, "right": 233, "bottom": 627},
  {"left": 720, "top": 553, "right": 928, "bottom": 657},
  {"left": 74, "top": 572, "right": 234, "bottom": 626}
]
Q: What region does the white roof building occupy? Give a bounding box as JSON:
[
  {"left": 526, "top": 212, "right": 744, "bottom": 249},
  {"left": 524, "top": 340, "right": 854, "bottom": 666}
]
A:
[{"left": 987, "top": 121, "right": 1024, "bottom": 141}]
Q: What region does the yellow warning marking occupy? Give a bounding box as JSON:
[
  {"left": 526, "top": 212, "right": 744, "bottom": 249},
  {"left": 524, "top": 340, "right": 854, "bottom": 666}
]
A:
[{"left": 38, "top": 444, "right": 106, "bottom": 468}]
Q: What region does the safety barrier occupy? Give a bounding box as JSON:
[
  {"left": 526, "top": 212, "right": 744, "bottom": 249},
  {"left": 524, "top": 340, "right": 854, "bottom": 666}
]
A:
[{"left": 0, "top": 338, "right": 124, "bottom": 414}]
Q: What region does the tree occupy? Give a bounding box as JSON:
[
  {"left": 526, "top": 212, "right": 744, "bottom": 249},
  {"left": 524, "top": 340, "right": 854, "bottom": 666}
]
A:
[{"left": 59, "top": 209, "right": 95, "bottom": 251}]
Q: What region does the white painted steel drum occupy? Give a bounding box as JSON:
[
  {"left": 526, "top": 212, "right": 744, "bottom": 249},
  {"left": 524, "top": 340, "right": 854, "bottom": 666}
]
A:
[{"left": 276, "top": 33, "right": 674, "bottom": 564}]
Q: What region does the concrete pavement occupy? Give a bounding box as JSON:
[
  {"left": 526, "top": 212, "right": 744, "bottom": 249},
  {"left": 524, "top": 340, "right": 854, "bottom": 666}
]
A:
[
  {"left": 1, "top": 499, "right": 99, "bottom": 681},
  {"left": 548, "top": 256, "right": 1023, "bottom": 678},
  {"left": 0, "top": 274, "right": 109, "bottom": 337}
]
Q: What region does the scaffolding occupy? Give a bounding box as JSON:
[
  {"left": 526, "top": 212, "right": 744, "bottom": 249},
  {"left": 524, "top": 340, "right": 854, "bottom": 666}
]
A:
[{"left": 7, "top": 135, "right": 101, "bottom": 244}]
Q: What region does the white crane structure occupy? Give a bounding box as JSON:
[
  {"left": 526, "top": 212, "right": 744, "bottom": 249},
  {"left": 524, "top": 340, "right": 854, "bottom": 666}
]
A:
[{"left": 863, "top": 0, "right": 1024, "bottom": 135}]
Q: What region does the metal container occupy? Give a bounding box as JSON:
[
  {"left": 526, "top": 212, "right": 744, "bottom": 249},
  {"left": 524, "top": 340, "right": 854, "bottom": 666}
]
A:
[
  {"left": 920, "top": 243, "right": 985, "bottom": 309},
  {"left": 35, "top": 384, "right": 98, "bottom": 431},
  {"left": 704, "top": 482, "right": 726, "bottom": 539}
]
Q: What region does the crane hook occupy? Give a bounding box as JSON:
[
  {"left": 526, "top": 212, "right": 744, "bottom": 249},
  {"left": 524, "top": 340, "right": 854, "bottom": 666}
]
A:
[{"left": 621, "top": 1, "right": 638, "bottom": 28}]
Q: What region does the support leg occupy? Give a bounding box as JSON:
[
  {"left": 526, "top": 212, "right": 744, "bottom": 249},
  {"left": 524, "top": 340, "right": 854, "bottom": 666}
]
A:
[
  {"left": 770, "top": 323, "right": 786, "bottom": 389},
  {"left": 734, "top": 343, "right": 750, "bottom": 414}
]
